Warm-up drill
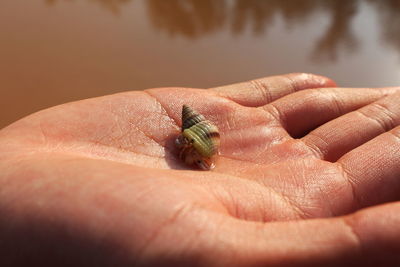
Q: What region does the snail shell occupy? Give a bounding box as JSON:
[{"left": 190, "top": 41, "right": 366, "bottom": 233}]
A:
[{"left": 175, "top": 105, "right": 220, "bottom": 170}]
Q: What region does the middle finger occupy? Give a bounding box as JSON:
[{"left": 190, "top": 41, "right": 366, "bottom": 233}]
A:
[
  {"left": 262, "top": 87, "right": 400, "bottom": 138},
  {"left": 302, "top": 91, "right": 400, "bottom": 161}
]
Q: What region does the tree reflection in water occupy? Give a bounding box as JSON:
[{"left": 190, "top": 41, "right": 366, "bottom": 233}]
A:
[
  {"left": 312, "top": 0, "right": 359, "bottom": 62},
  {"left": 147, "top": 0, "right": 226, "bottom": 37},
  {"left": 230, "top": 0, "right": 318, "bottom": 35},
  {"left": 368, "top": 0, "right": 400, "bottom": 59},
  {"left": 45, "top": 0, "right": 132, "bottom": 14},
  {"left": 45, "top": 0, "right": 400, "bottom": 61}
]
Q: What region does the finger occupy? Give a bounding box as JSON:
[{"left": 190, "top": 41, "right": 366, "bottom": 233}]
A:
[
  {"left": 303, "top": 92, "right": 400, "bottom": 161},
  {"left": 263, "top": 87, "right": 400, "bottom": 138},
  {"left": 337, "top": 125, "right": 400, "bottom": 209},
  {"left": 211, "top": 73, "right": 336, "bottom": 107},
  {"left": 209, "top": 202, "right": 400, "bottom": 266}
]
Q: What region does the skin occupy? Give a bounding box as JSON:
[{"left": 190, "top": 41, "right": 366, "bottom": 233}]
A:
[{"left": 0, "top": 73, "right": 400, "bottom": 266}]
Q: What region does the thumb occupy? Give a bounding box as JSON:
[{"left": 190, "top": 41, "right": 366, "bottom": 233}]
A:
[{"left": 204, "top": 203, "right": 400, "bottom": 266}]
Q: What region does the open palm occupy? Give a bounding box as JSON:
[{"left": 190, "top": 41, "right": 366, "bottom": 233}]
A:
[{"left": 1, "top": 73, "right": 400, "bottom": 266}]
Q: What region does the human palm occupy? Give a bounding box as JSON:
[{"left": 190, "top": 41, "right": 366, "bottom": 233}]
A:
[{"left": 1, "top": 73, "right": 400, "bottom": 266}]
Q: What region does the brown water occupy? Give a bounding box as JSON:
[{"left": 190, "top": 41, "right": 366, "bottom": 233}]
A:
[{"left": 1, "top": 0, "right": 400, "bottom": 128}]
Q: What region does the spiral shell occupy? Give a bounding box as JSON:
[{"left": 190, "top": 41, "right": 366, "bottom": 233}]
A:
[{"left": 175, "top": 105, "right": 220, "bottom": 170}]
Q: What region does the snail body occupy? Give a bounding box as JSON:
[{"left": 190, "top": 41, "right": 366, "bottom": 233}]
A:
[{"left": 175, "top": 105, "right": 220, "bottom": 170}]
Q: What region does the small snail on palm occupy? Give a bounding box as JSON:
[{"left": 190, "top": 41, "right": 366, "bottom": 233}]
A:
[{"left": 175, "top": 105, "right": 220, "bottom": 170}]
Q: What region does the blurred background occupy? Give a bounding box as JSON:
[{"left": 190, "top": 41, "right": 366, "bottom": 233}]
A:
[{"left": 1, "top": 0, "right": 400, "bottom": 128}]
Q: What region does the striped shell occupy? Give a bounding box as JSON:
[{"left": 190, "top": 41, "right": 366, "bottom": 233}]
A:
[{"left": 175, "top": 105, "right": 220, "bottom": 170}]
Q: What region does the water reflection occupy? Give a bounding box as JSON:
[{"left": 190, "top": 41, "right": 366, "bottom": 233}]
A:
[
  {"left": 312, "top": 1, "right": 359, "bottom": 62},
  {"left": 45, "top": 0, "right": 132, "bottom": 14},
  {"left": 147, "top": 0, "right": 226, "bottom": 37},
  {"left": 43, "top": 0, "right": 400, "bottom": 60},
  {"left": 368, "top": 0, "right": 400, "bottom": 58},
  {"left": 144, "top": 0, "right": 324, "bottom": 36},
  {"left": 145, "top": 0, "right": 363, "bottom": 63},
  {"left": 230, "top": 0, "right": 319, "bottom": 35}
]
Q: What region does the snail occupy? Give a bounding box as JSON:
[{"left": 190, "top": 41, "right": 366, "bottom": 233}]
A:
[{"left": 175, "top": 105, "right": 220, "bottom": 170}]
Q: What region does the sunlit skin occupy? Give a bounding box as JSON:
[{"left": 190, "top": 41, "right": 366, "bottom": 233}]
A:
[{"left": 1, "top": 73, "right": 400, "bottom": 266}]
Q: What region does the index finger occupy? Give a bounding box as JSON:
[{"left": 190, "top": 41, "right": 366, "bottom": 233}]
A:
[{"left": 211, "top": 73, "right": 336, "bottom": 107}]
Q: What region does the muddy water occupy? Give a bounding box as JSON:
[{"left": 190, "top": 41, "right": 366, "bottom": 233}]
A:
[{"left": 1, "top": 0, "right": 400, "bottom": 128}]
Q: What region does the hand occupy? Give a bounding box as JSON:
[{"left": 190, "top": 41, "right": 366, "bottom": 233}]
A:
[{"left": 1, "top": 73, "right": 400, "bottom": 266}]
